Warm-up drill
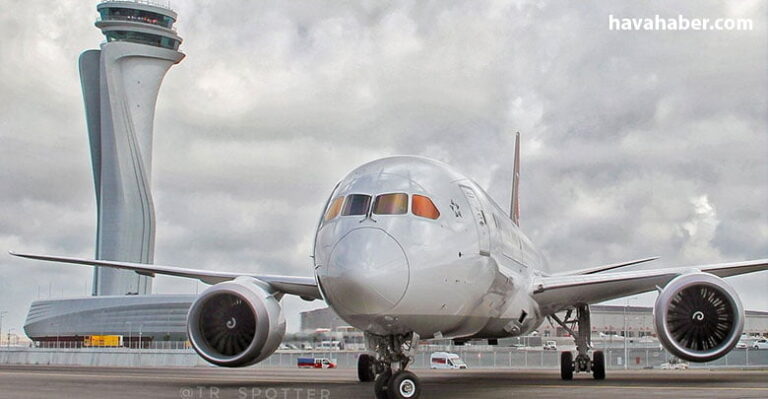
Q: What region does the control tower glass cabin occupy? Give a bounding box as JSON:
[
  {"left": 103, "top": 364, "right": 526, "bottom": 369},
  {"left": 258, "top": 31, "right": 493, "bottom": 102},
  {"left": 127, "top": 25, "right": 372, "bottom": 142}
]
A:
[{"left": 96, "top": 1, "right": 181, "bottom": 50}]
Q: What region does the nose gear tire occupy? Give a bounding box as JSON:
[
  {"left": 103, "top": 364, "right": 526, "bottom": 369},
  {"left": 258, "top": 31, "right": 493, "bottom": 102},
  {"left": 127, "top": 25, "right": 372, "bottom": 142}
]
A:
[
  {"left": 561, "top": 351, "right": 574, "bottom": 380},
  {"left": 592, "top": 351, "right": 605, "bottom": 380},
  {"left": 387, "top": 370, "right": 420, "bottom": 399},
  {"left": 374, "top": 369, "right": 391, "bottom": 399},
  {"left": 358, "top": 353, "right": 376, "bottom": 382}
]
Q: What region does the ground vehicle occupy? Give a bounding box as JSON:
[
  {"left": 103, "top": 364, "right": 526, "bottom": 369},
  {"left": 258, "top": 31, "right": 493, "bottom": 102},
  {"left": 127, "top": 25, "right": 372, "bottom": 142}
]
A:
[
  {"left": 318, "top": 340, "right": 344, "bottom": 350},
  {"left": 83, "top": 335, "right": 123, "bottom": 347},
  {"left": 736, "top": 342, "right": 747, "bottom": 349},
  {"left": 753, "top": 339, "right": 768, "bottom": 350},
  {"left": 297, "top": 357, "right": 337, "bottom": 369},
  {"left": 660, "top": 359, "right": 689, "bottom": 370},
  {"left": 543, "top": 341, "right": 557, "bottom": 350},
  {"left": 430, "top": 352, "right": 467, "bottom": 369}
]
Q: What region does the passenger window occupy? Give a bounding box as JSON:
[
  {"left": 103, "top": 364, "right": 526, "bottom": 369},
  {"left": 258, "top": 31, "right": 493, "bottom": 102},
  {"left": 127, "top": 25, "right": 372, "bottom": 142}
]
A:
[
  {"left": 323, "top": 196, "right": 344, "bottom": 222},
  {"left": 373, "top": 193, "right": 408, "bottom": 215},
  {"left": 341, "top": 194, "right": 371, "bottom": 216},
  {"left": 412, "top": 195, "right": 440, "bottom": 219}
]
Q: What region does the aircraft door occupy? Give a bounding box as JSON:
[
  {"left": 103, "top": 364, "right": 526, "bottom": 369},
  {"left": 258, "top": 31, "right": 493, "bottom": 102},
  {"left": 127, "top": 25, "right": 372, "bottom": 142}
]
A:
[{"left": 459, "top": 185, "right": 491, "bottom": 256}]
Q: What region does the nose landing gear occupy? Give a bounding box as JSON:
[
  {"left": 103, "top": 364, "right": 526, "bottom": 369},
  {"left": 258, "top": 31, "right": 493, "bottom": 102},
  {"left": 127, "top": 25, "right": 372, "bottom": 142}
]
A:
[
  {"left": 551, "top": 304, "right": 605, "bottom": 380},
  {"left": 360, "top": 332, "right": 422, "bottom": 399}
]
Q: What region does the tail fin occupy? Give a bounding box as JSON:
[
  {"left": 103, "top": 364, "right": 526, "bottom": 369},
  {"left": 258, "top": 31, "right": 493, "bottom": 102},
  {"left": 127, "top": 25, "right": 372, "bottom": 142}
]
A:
[{"left": 510, "top": 132, "right": 521, "bottom": 226}]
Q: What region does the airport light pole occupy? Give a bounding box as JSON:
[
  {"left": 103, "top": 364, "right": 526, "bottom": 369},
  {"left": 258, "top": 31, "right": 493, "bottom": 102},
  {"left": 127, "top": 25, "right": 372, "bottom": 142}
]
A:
[
  {"left": 623, "top": 301, "right": 627, "bottom": 370},
  {"left": 0, "top": 311, "right": 6, "bottom": 347},
  {"left": 624, "top": 296, "right": 638, "bottom": 370}
]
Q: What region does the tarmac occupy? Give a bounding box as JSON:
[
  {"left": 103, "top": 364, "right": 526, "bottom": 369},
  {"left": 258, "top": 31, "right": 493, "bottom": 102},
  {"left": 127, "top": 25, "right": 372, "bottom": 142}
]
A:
[{"left": 0, "top": 365, "right": 766, "bottom": 399}]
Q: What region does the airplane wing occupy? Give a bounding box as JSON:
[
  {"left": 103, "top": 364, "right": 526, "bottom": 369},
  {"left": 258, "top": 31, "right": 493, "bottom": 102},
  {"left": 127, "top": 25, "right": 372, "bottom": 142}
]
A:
[
  {"left": 549, "top": 256, "right": 660, "bottom": 276},
  {"left": 533, "top": 258, "right": 768, "bottom": 315},
  {"left": 9, "top": 251, "right": 322, "bottom": 300}
]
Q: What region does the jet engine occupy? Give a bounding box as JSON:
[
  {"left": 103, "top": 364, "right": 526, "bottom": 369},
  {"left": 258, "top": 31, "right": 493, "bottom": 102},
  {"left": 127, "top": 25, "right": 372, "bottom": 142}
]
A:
[
  {"left": 187, "top": 277, "right": 286, "bottom": 367},
  {"left": 654, "top": 272, "right": 744, "bottom": 362}
]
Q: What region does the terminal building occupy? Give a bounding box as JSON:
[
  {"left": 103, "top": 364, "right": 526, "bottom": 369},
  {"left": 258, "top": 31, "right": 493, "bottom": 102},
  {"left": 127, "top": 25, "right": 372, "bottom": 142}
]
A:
[{"left": 25, "top": 295, "right": 194, "bottom": 346}]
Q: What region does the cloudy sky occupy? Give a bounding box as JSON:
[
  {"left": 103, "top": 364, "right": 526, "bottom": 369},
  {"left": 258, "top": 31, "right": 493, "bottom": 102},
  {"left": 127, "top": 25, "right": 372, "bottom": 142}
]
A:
[{"left": 0, "top": 0, "right": 766, "bottom": 335}]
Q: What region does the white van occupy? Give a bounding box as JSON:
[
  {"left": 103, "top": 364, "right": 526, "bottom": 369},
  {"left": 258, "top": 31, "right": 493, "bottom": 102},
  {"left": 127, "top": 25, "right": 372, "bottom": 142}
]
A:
[
  {"left": 430, "top": 352, "right": 467, "bottom": 369},
  {"left": 318, "top": 340, "right": 344, "bottom": 350}
]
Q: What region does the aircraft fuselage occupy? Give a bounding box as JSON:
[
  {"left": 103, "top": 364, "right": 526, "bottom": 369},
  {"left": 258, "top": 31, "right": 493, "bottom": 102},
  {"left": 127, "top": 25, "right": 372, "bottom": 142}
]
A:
[{"left": 314, "top": 156, "right": 549, "bottom": 340}]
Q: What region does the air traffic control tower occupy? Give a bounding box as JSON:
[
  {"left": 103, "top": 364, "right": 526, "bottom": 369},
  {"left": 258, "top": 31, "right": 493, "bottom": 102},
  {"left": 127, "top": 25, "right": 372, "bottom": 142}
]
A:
[
  {"left": 23, "top": 2, "right": 194, "bottom": 345},
  {"left": 80, "top": 1, "right": 184, "bottom": 295}
]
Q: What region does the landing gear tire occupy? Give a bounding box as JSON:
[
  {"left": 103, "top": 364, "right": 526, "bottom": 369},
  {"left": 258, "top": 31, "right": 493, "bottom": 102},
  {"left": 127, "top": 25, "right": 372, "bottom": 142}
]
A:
[
  {"left": 387, "top": 370, "right": 421, "bottom": 399},
  {"left": 358, "top": 353, "right": 376, "bottom": 382},
  {"left": 560, "top": 351, "right": 573, "bottom": 380},
  {"left": 374, "top": 369, "right": 391, "bottom": 399},
  {"left": 592, "top": 351, "right": 605, "bottom": 380}
]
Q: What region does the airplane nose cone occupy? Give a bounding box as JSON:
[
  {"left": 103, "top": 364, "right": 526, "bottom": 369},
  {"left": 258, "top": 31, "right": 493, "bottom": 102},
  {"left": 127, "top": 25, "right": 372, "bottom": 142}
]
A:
[{"left": 321, "top": 228, "right": 409, "bottom": 315}]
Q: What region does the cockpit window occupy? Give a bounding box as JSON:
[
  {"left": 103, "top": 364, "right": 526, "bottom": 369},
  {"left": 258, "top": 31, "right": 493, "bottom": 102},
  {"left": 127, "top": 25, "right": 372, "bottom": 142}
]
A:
[
  {"left": 412, "top": 195, "right": 440, "bottom": 219},
  {"left": 324, "top": 196, "right": 344, "bottom": 222},
  {"left": 341, "top": 194, "right": 371, "bottom": 216},
  {"left": 373, "top": 193, "right": 408, "bottom": 215}
]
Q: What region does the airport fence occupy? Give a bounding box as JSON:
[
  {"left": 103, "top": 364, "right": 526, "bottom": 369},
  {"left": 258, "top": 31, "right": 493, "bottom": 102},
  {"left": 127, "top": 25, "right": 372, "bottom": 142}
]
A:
[
  {"left": 1, "top": 344, "right": 767, "bottom": 369},
  {"left": 257, "top": 347, "right": 768, "bottom": 370}
]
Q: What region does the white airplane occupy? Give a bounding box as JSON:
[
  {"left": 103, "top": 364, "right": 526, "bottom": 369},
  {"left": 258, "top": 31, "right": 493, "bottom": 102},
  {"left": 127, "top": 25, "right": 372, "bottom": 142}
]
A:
[{"left": 12, "top": 134, "right": 768, "bottom": 399}]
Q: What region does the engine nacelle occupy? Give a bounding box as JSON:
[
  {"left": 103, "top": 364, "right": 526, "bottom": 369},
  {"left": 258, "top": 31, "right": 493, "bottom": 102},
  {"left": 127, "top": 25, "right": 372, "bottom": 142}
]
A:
[
  {"left": 654, "top": 272, "right": 744, "bottom": 362},
  {"left": 187, "top": 277, "right": 286, "bottom": 367}
]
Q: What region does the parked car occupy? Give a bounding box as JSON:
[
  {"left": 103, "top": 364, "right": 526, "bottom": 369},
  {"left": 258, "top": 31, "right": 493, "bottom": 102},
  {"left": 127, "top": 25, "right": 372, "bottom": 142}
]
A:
[
  {"left": 660, "top": 360, "right": 689, "bottom": 370},
  {"left": 661, "top": 363, "right": 688, "bottom": 370},
  {"left": 543, "top": 340, "right": 557, "bottom": 350},
  {"left": 430, "top": 352, "right": 467, "bottom": 369},
  {"left": 660, "top": 362, "right": 689, "bottom": 370},
  {"left": 753, "top": 338, "right": 768, "bottom": 350},
  {"left": 736, "top": 341, "right": 748, "bottom": 349},
  {"left": 297, "top": 357, "right": 337, "bottom": 369}
]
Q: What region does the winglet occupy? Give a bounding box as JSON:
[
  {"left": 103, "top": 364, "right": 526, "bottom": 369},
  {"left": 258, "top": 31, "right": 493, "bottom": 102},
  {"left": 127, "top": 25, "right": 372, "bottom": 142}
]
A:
[{"left": 510, "top": 132, "right": 521, "bottom": 226}]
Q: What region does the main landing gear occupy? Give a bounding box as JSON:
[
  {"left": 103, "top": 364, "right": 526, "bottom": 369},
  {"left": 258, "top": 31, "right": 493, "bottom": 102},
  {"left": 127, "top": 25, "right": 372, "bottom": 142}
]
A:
[
  {"left": 551, "top": 304, "right": 605, "bottom": 380},
  {"left": 357, "top": 332, "right": 421, "bottom": 399}
]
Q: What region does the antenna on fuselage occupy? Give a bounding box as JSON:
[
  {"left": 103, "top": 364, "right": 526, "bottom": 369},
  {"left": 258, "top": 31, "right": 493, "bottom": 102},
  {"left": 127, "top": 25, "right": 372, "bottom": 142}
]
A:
[{"left": 510, "top": 132, "right": 521, "bottom": 226}]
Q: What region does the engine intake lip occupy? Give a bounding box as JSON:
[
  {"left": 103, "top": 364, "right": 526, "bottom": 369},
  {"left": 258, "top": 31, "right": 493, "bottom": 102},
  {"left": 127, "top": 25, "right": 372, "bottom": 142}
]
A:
[
  {"left": 187, "top": 279, "right": 272, "bottom": 367},
  {"left": 654, "top": 272, "right": 744, "bottom": 362}
]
